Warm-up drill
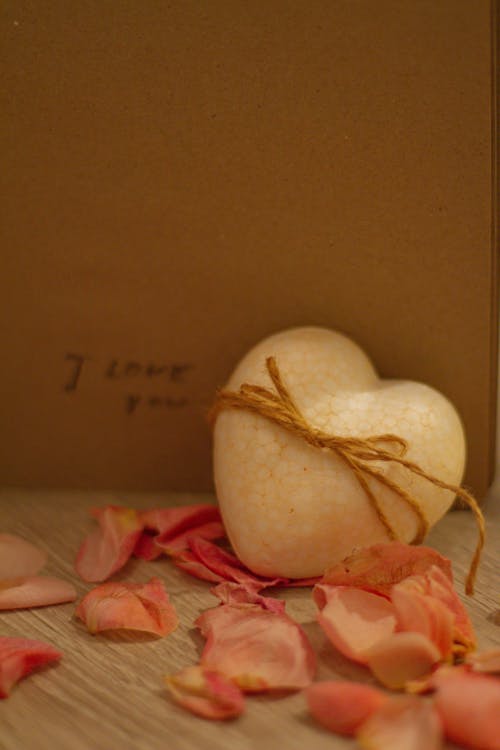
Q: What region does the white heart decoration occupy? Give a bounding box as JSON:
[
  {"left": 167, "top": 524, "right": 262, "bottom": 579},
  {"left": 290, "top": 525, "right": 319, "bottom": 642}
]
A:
[{"left": 213, "top": 327, "right": 466, "bottom": 578}]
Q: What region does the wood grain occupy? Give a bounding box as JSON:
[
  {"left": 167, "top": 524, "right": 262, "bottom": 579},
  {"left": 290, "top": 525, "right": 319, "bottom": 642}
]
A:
[{"left": 0, "top": 487, "right": 498, "bottom": 750}]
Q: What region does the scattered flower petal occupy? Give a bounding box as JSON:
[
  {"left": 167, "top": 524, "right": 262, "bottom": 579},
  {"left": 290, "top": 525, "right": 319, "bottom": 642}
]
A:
[
  {"left": 165, "top": 665, "right": 245, "bottom": 720},
  {"left": 0, "top": 576, "right": 77, "bottom": 609},
  {"left": 306, "top": 681, "right": 388, "bottom": 735},
  {"left": 196, "top": 601, "right": 316, "bottom": 692},
  {"left": 391, "top": 580, "right": 454, "bottom": 659},
  {"left": 432, "top": 666, "right": 500, "bottom": 750},
  {"left": 157, "top": 521, "right": 226, "bottom": 556},
  {"left": 366, "top": 632, "right": 441, "bottom": 690},
  {"left": 314, "top": 585, "right": 397, "bottom": 664},
  {"left": 140, "top": 504, "right": 221, "bottom": 544},
  {"left": 466, "top": 648, "right": 500, "bottom": 674},
  {"left": 423, "top": 566, "right": 476, "bottom": 650},
  {"left": 76, "top": 577, "right": 178, "bottom": 637},
  {"left": 321, "top": 542, "right": 452, "bottom": 597},
  {"left": 0, "top": 534, "right": 47, "bottom": 579},
  {"left": 75, "top": 506, "right": 144, "bottom": 582},
  {"left": 173, "top": 550, "right": 225, "bottom": 583},
  {"left": 188, "top": 537, "right": 285, "bottom": 589},
  {"left": 133, "top": 532, "right": 164, "bottom": 561},
  {"left": 0, "top": 636, "right": 62, "bottom": 698},
  {"left": 211, "top": 582, "right": 286, "bottom": 614},
  {"left": 357, "top": 694, "right": 442, "bottom": 750}
]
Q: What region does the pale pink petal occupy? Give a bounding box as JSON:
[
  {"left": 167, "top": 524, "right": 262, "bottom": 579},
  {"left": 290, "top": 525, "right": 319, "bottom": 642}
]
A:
[
  {"left": 157, "top": 521, "right": 226, "bottom": 556},
  {"left": 188, "top": 538, "right": 285, "bottom": 589},
  {"left": 173, "top": 550, "right": 225, "bottom": 583},
  {"left": 432, "top": 667, "right": 500, "bottom": 750},
  {"left": 0, "top": 534, "right": 47, "bottom": 579},
  {"left": 75, "top": 506, "right": 144, "bottom": 582},
  {"left": 391, "top": 582, "right": 454, "bottom": 659},
  {"left": 140, "top": 504, "right": 221, "bottom": 542},
  {"left": 315, "top": 586, "right": 397, "bottom": 664},
  {"left": 306, "top": 681, "right": 388, "bottom": 735},
  {"left": 366, "top": 632, "right": 441, "bottom": 690},
  {"left": 466, "top": 648, "right": 500, "bottom": 674},
  {"left": 357, "top": 695, "right": 443, "bottom": 750},
  {"left": 165, "top": 665, "right": 245, "bottom": 720},
  {"left": 211, "top": 582, "right": 286, "bottom": 614},
  {"left": 321, "top": 542, "right": 452, "bottom": 596},
  {"left": 424, "top": 566, "right": 476, "bottom": 650},
  {"left": 76, "top": 577, "right": 178, "bottom": 637},
  {"left": 0, "top": 636, "right": 62, "bottom": 698},
  {"left": 196, "top": 603, "right": 316, "bottom": 692},
  {"left": 0, "top": 576, "right": 77, "bottom": 609}
]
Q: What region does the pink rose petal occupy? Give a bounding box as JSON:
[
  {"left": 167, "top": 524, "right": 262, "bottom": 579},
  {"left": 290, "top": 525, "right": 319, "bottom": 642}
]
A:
[
  {"left": 196, "top": 601, "right": 316, "bottom": 692},
  {"left": 165, "top": 665, "right": 245, "bottom": 720},
  {"left": 211, "top": 582, "right": 286, "bottom": 614},
  {"left": 76, "top": 577, "right": 178, "bottom": 637},
  {"left": 157, "top": 521, "right": 226, "bottom": 556},
  {"left": 315, "top": 585, "right": 397, "bottom": 664},
  {"left": 133, "top": 532, "right": 164, "bottom": 561},
  {"left": 306, "top": 681, "right": 388, "bottom": 735},
  {"left": 173, "top": 550, "right": 226, "bottom": 583},
  {"left": 424, "top": 566, "right": 476, "bottom": 651},
  {"left": 432, "top": 667, "right": 500, "bottom": 750},
  {"left": 75, "top": 506, "right": 144, "bottom": 582},
  {"left": 0, "top": 636, "right": 62, "bottom": 698},
  {"left": 0, "top": 534, "right": 47, "bottom": 579},
  {"left": 322, "top": 542, "right": 452, "bottom": 597},
  {"left": 0, "top": 576, "right": 77, "bottom": 609},
  {"left": 357, "top": 694, "right": 442, "bottom": 750},
  {"left": 366, "top": 632, "right": 441, "bottom": 690},
  {"left": 391, "top": 580, "right": 454, "bottom": 659},
  {"left": 140, "top": 504, "right": 221, "bottom": 543},
  {"left": 188, "top": 537, "right": 285, "bottom": 589}
]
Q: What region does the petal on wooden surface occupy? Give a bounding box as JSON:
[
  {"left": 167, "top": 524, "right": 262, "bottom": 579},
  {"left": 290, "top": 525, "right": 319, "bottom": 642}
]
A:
[
  {"left": 188, "top": 538, "right": 285, "bottom": 589},
  {"left": 133, "top": 532, "right": 164, "bottom": 561},
  {"left": 433, "top": 667, "right": 500, "bottom": 750},
  {"left": 391, "top": 582, "right": 454, "bottom": 659},
  {"left": 306, "top": 681, "right": 387, "bottom": 735},
  {"left": 196, "top": 603, "right": 316, "bottom": 692},
  {"left": 316, "top": 586, "right": 397, "bottom": 664},
  {"left": 165, "top": 665, "right": 245, "bottom": 720},
  {"left": 322, "top": 543, "right": 452, "bottom": 596},
  {"left": 75, "top": 506, "right": 144, "bottom": 582},
  {"left": 173, "top": 550, "right": 226, "bottom": 583},
  {"left": 466, "top": 648, "right": 500, "bottom": 674},
  {"left": 157, "top": 521, "right": 226, "bottom": 556},
  {"left": 357, "top": 695, "right": 443, "bottom": 750},
  {"left": 140, "top": 505, "right": 221, "bottom": 541},
  {"left": 424, "top": 566, "right": 476, "bottom": 650},
  {"left": 0, "top": 534, "right": 47, "bottom": 579},
  {"left": 366, "top": 632, "right": 441, "bottom": 690},
  {"left": 0, "top": 576, "right": 77, "bottom": 610},
  {"left": 0, "top": 636, "right": 62, "bottom": 698},
  {"left": 76, "top": 577, "right": 178, "bottom": 637},
  {"left": 211, "top": 582, "right": 286, "bottom": 614}
]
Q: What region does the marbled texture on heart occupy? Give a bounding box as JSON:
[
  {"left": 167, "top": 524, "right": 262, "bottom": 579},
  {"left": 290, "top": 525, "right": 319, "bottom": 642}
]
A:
[{"left": 213, "top": 327, "right": 466, "bottom": 578}]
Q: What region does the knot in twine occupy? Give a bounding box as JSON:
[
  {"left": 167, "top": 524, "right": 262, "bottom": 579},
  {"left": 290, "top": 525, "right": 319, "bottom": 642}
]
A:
[{"left": 210, "top": 356, "right": 485, "bottom": 595}]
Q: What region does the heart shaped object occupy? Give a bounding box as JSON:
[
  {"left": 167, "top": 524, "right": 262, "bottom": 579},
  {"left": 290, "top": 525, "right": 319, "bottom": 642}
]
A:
[{"left": 213, "top": 327, "right": 466, "bottom": 578}]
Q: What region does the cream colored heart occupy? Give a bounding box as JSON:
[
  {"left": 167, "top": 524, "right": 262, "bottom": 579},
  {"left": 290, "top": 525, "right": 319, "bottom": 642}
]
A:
[{"left": 213, "top": 326, "right": 466, "bottom": 578}]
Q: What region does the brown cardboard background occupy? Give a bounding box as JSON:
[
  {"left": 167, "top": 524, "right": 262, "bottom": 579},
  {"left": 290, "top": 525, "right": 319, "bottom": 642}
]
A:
[{"left": 0, "top": 1, "right": 496, "bottom": 495}]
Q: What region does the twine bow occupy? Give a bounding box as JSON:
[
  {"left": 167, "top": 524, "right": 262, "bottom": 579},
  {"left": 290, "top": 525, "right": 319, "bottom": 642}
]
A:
[{"left": 210, "top": 356, "right": 485, "bottom": 595}]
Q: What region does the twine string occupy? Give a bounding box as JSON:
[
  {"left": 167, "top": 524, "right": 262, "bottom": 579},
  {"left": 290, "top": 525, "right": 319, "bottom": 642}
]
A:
[{"left": 210, "top": 356, "right": 485, "bottom": 595}]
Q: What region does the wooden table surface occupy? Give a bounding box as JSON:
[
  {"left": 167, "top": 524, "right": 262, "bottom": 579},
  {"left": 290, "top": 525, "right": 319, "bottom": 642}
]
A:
[{"left": 0, "top": 486, "right": 499, "bottom": 750}]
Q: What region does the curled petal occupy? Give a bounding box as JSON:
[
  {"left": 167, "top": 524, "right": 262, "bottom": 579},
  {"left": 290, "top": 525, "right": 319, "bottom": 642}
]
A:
[
  {"left": 0, "top": 576, "right": 77, "bottom": 610},
  {"left": 75, "top": 506, "right": 144, "bottom": 582},
  {"left": 0, "top": 534, "right": 47, "bottom": 579},
  {"left": 196, "top": 603, "right": 315, "bottom": 692},
  {"left": 140, "top": 504, "right": 221, "bottom": 542},
  {"left": 211, "top": 582, "right": 285, "bottom": 614},
  {"left": 306, "top": 681, "right": 387, "bottom": 735},
  {"left": 173, "top": 550, "right": 225, "bottom": 583},
  {"left": 322, "top": 542, "right": 452, "bottom": 596},
  {"left": 133, "top": 532, "right": 164, "bottom": 561},
  {"left": 165, "top": 665, "right": 245, "bottom": 720},
  {"left": 424, "top": 566, "right": 475, "bottom": 650},
  {"left": 357, "top": 695, "right": 442, "bottom": 750},
  {"left": 157, "top": 521, "right": 226, "bottom": 556},
  {"left": 76, "top": 577, "right": 178, "bottom": 637},
  {"left": 315, "top": 586, "right": 397, "bottom": 664},
  {"left": 0, "top": 636, "right": 62, "bottom": 698},
  {"left": 188, "top": 538, "right": 285, "bottom": 589},
  {"left": 391, "top": 582, "right": 454, "bottom": 659},
  {"left": 432, "top": 667, "right": 500, "bottom": 750},
  {"left": 366, "top": 632, "right": 441, "bottom": 690},
  {"left": 466, "top": 648, "right": 500, "bottom": 674}
]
